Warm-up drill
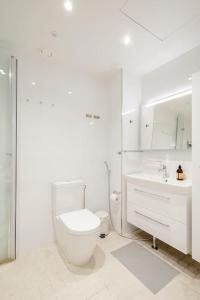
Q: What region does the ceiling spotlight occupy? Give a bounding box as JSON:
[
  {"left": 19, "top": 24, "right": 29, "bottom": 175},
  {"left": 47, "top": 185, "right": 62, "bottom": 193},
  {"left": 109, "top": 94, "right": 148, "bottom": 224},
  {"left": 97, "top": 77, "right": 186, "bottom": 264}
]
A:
[
  {"left": 123, "top": 35, "right": 131, "bottom": 46},
  {"left": 0, "top": 69, "right": 6, "bottom": 75},
  {"left": 64, "top": 1, "right": 73, "bottom": 11},
  {"left": 32, "top": 82, "right": 36, "bottom": 86},
  {"left": 68, "top": 91, "right": 72, "bottom": 95},
  {"left": 188, "top": 76, "right": 192, "bottom": 81}
]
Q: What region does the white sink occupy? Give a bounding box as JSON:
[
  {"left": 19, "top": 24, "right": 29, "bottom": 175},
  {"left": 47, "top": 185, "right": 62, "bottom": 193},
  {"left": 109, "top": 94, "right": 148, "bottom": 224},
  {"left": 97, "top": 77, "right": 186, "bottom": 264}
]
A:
[{"left": 126, "top": 173, "right": 192, "bottom": 194}]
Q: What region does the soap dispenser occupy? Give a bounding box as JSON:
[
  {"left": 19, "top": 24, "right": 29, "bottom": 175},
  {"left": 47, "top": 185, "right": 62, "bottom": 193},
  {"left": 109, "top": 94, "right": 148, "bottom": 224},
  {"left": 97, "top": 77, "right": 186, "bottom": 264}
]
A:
[{"left": 177, "top": 165, "right": 184, "bottom": 181}]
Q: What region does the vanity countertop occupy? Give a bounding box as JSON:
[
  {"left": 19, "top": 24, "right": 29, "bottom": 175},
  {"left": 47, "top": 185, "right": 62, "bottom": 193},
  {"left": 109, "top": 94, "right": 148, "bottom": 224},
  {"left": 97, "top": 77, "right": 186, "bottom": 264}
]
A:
[{"left": 126, "top": 173, "right": 192, "bottom": 195}]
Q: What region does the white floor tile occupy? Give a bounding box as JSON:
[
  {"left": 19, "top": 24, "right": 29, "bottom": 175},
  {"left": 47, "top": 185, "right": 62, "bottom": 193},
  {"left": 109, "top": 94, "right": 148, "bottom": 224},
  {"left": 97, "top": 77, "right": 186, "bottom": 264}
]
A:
[{"left": 0, "top": 232, "right": 200, "bottom": 300}]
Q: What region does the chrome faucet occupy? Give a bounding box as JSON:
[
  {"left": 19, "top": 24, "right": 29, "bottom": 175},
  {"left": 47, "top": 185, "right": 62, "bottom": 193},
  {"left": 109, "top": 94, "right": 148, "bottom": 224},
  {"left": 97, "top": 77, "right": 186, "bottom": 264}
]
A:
[{"left": 159, "top": 164, "right": 168, "bottom": 179}]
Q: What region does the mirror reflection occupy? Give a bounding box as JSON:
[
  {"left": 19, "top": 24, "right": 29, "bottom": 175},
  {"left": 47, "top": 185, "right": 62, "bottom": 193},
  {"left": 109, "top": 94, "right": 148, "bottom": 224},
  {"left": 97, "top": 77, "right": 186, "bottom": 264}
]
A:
[{"left": 141, "top": 93, "right": 192, "bottom": 150}]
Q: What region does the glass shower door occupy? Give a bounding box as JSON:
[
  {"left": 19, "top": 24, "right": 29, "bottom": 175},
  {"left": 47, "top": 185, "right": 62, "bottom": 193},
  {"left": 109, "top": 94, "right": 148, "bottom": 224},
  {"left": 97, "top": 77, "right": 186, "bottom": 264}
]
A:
[{"left": 0, "top": 50, "right": 17, "bottom": 263}]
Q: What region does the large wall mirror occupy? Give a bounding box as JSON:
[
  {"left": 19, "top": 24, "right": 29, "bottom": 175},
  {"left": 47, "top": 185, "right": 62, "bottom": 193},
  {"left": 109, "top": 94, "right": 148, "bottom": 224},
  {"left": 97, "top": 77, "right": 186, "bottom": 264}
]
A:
[{"left": 141, "top": 92, "right": 192, "bottom": 150}]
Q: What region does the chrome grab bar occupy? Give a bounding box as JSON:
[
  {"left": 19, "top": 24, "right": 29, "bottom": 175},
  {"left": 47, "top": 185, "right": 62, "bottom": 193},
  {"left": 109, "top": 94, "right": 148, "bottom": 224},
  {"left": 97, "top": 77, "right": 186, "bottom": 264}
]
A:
[
  {"left": 123, "top": 150, "right": 143, "bottom": 153},
  {"left": 134, "top": 188, "right": 170, "bottom": 201},
  {"left": 135, "top": 210, "right": 170, "bottom": 228},
  {"left": 118, "top": 150, "right": 143, "bottom": 155}
]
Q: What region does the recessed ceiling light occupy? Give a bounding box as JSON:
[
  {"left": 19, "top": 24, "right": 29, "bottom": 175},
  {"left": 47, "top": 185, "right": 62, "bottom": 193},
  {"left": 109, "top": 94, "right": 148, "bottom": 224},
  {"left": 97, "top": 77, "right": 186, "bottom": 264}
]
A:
[
  {"left": 188, "top": 76, "right": 192, "bottom": 81},
  {"left": 32, "top": 82, "right": 36, "bottom": 86},
  {"left": 64, "top": 1, "right": 73, "bottom": 11},
  {"left": 123, "top": 35, "right": 131, "bottom": 46},
  {"left": 68, "top": 91, "right": 72, "bottom": 95},
  {"left": 0, "top": 69, "right": 6, "bottom": 75}
]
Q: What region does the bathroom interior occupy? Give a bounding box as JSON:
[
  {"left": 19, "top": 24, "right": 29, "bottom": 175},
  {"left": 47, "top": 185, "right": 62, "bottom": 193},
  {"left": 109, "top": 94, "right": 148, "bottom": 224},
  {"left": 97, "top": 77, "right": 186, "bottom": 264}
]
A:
[{"left": 1, "top": 0, "right": 200, "bottom": 299}]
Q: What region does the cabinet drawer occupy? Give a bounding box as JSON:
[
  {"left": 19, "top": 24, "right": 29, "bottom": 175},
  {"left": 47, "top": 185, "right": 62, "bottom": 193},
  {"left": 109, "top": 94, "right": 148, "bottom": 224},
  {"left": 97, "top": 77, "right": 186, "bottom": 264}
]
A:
[
  {"left": 127, "top": 202, "right": 190, "bottom": 254},
  {"left": 127, "top": 183, "right": 188, "bottom": 224}
]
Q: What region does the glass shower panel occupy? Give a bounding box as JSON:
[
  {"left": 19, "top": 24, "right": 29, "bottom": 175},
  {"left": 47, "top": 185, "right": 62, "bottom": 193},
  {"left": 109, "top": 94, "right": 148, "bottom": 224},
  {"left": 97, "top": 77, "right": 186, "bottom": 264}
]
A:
[{"left": 0, "top": 50, "right": 17, "bottom": 262}]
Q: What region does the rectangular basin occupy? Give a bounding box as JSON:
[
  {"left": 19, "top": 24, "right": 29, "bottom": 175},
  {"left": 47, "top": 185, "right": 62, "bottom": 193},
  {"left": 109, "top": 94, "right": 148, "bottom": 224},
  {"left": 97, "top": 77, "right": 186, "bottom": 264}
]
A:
[{"left": 126, "top": 173, "right": 192, "bottom": 195}]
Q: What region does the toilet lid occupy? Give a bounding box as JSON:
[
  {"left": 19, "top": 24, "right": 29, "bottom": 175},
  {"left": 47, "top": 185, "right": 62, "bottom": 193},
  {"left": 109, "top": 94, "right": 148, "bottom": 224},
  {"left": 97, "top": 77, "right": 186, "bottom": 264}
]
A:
[{"left": 59, "top": 209, "right": 100, "bottom": 235}]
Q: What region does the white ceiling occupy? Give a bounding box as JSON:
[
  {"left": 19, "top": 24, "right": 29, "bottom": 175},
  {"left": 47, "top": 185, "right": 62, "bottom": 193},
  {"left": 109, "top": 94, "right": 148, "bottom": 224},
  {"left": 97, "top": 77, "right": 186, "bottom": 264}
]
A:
[
  {"left": 0, "top": 0, "right": 200, "bottom": 77},
  {"left": 122, "top": 0, "right": 200, "bottom": 41}
]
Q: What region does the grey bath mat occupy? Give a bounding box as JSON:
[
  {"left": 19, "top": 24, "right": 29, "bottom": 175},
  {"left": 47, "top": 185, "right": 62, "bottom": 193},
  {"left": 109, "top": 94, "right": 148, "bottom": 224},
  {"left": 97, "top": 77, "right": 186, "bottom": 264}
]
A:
[{"left": 112, "top": 242, "right": 179, "bottom": 294}]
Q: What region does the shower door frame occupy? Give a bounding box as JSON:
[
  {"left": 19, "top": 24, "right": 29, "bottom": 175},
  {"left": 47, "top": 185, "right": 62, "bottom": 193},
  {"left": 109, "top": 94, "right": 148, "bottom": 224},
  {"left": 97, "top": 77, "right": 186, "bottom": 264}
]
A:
[
  {"left": 0, "top": 54, "right": 17, "bottom": 264},
  {"left": 9, "top": 56, "right": 17, "bottom": 261},
  {"left": 0, "top": 55, "right": 17, "bottom": 264}
]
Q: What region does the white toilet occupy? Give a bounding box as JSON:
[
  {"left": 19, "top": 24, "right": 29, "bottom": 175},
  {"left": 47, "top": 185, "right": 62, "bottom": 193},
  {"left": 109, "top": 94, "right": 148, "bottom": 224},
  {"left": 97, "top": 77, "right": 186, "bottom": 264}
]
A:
[{"left": 52, "top": 180, "right": 100, "bottom": 266}]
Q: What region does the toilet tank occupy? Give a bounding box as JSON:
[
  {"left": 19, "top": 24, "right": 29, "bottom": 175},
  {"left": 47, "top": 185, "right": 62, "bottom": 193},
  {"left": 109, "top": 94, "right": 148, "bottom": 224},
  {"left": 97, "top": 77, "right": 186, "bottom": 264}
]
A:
[{"left": 52, "top": 180, "right": 85, "bottom": 217}]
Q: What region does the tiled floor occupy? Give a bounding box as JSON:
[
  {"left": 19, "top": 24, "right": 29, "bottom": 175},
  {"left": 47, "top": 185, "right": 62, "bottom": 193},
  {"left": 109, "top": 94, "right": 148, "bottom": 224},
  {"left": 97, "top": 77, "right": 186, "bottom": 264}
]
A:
[{"left": 0, "top": 231, "right": 200, "bottom": 300}]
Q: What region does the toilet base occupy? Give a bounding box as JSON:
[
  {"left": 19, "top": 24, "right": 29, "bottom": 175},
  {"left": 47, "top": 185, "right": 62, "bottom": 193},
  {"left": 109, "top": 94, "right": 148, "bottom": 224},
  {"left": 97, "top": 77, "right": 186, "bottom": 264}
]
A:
[
  {"left": 55, "top": 219, "right": 100, "bottom": 266},
  {"left": 100, "top": 233, "right": 106, "bottom": 238}
]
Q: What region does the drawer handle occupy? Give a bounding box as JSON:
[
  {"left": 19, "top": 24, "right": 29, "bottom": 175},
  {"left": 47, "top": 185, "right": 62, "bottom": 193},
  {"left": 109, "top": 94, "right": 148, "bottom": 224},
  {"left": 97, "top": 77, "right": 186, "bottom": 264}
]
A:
[
  {"left": 134, "top": 188, "right": 170, "bottom": 201},
  {"left": 134, "top": 210, "right": 170, "bottom": 228}
]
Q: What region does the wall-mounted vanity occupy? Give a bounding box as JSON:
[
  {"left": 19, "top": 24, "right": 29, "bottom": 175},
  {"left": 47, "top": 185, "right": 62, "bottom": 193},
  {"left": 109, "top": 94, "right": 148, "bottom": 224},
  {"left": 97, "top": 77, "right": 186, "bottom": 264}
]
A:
[
  {"left": 124, "top": 76, "right": 193, "bottom": 254},
  {"left": 125, "top": 90, "right": 193, "bottom": 254},
  {"left": 127, "top": 173, "right": 192, "bottom": 254}
]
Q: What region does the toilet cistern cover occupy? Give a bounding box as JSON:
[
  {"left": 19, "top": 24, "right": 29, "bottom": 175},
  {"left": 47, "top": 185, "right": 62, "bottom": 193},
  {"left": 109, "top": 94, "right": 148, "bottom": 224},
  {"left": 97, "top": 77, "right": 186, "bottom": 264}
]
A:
[{"left": 59, "top": 209, "right": 100, "bottom": 235}]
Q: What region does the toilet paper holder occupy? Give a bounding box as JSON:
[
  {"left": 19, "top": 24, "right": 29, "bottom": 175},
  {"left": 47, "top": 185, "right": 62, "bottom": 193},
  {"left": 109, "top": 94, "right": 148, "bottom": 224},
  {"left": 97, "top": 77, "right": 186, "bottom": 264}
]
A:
[{"left": 110, "top": 191, "right": 121, "bottom": 202}]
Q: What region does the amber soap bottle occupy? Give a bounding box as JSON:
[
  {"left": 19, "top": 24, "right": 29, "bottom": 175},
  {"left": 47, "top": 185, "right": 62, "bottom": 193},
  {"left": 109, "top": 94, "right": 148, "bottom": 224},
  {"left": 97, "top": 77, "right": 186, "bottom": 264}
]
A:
[{"left": 177, "top": 165, "right": 184, "bottom": 181}]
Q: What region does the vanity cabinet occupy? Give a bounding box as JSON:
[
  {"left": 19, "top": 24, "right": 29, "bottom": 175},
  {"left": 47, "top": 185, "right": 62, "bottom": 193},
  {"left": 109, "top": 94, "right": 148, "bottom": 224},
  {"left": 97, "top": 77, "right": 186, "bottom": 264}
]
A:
[{"left": 127, "top": 180, "right": 191, "bottom": 254}]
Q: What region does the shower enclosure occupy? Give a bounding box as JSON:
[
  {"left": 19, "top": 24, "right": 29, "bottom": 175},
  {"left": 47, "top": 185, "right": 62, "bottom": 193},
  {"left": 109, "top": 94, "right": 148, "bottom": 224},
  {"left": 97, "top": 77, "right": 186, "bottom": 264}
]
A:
[{"left": 0, "top": 49, "right": 17, "bottom": 263}]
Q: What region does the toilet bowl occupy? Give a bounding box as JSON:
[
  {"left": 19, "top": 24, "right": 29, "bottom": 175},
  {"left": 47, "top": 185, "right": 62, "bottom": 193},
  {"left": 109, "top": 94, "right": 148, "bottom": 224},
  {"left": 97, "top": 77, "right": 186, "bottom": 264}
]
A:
[
  {"left": 57, "top": 209, "right": 100, "bottom": 265},
  {"left": 52, "top": 180, "right": 100, "bottom": 266}
]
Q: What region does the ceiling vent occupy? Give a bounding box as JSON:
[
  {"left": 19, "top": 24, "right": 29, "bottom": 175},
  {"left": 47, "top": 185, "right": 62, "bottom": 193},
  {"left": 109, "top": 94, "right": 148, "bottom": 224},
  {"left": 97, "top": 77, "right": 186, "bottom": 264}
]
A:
[{"left": 121, "top": 0, "right": 200, "bottom": 41}]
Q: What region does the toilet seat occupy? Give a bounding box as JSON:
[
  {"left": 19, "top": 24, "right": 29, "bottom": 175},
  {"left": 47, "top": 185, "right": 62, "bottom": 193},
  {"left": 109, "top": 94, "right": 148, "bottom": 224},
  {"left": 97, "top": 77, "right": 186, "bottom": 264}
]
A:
[{"left": 58, "top": 209, "right": 100, "bottom": 235}]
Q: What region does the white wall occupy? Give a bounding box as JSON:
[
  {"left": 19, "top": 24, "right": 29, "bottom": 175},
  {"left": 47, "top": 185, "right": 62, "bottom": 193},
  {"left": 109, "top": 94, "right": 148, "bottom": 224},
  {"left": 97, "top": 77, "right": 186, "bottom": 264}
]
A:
[
  {"left": 121, "top": 71, "right": 142, "bottom": 235},
  {"left": 122, "top": 70, "right": 142, "bottom": 174},
  {"left": 142, "top": 45, "right": 200, "bottom": 104},
  {"left": 16, "top": 46, "right": 198, "bottom": 254},
  {"left": 192, "top": 72, "right": 200, "bottom": 262},
  {"left": 106, "top": 70, "right": 143, "bottom": 235},
  {"left": 107, "top": 70, "right": 122, "bottom": 234},
  {"left": 17, "top": 56, "right": 109, "bottom": 254},
  {"left": 122, "top": 71, "right": 141, "bottom": 152}
]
